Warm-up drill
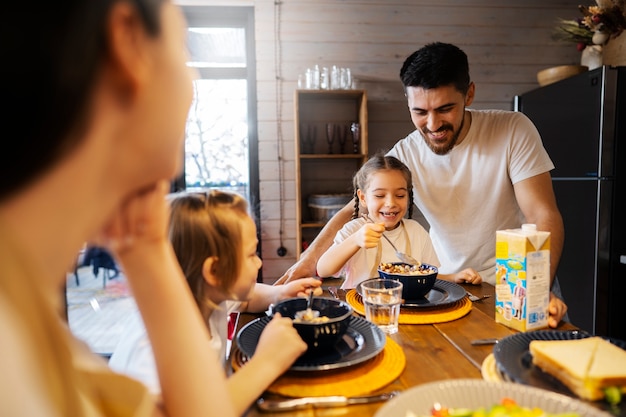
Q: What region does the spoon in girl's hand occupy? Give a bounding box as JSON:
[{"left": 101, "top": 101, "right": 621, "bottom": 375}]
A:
[
  {"left": 362, "top": 215, "right": 421, "bottom": 266},
  {"left": 295, "top": 287, "right": 320, "bottom": 321}
]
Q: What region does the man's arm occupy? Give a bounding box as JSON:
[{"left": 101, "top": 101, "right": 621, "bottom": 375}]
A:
[
  {"left": 513, "top": 172, "right": 564, "bottom": 283},
  {"left": 274, "top": 203, "right": 354, "bottom": 284}
]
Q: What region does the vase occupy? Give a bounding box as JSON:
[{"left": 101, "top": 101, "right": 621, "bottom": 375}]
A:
[
  {"left": 581, "top": 45, "right": 603, "bottom": 70},
  {"left": 595, "top": 0, "right": 613, "bottom": 8},
  {"left": 603, "top": 32, "right": 626, "bottom": 66},
  {"left": 592, "top": 31, "right": 609, "bottom": 45}
]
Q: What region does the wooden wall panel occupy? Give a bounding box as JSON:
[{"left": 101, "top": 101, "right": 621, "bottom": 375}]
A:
[{"left": 178, "top": 0, "right": 584, "bottom": 283}]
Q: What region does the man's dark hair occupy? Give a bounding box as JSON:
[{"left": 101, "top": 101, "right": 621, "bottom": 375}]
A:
[{"left": 399, "top": 42, "right": 471, "bottom": 95}]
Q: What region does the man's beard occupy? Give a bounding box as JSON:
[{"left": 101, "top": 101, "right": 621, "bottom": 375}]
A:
[{"left": 421, "top": 114, "right": 465, "bottom": 156}]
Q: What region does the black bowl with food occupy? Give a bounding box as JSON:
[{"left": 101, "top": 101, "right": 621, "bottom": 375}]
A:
[
  {"left": 271, "top": 297, "right": 353, "bottom": 351},
  {"left": 378, "top": 262, "right": 438, "bottom": 300}
]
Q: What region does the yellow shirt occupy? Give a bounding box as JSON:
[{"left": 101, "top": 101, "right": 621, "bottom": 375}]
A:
[{"left": 0, "top": 221, "right": 154, "bottom": 416}]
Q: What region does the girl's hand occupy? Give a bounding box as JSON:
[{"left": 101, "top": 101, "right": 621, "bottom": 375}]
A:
[
  {"left": 280, "top": 278, "right": 323, "bottom": 300},
  {"left": 452, "top": 268, "right": 482, "bottom": 285},
  {"left": 254, "top": 313, "right": 307, "bottom": 370},
  {"left": 92, "top": 180, "right": 170, "bottom": 257},
  {"left": 353, "top": 222, "right": 385, "bottom": 249}
]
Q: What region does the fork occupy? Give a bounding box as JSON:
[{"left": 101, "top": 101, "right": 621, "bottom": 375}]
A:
[
  {"left": 466, "top": 291, "right": 491, "bottom": 302},
  {"left": 327, "top": 286, "right": 340, "bottom": 300}
]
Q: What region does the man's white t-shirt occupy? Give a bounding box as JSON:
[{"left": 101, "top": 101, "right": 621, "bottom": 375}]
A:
[{"left": 387, "top": 109, "right": 554, "bottom": 284}]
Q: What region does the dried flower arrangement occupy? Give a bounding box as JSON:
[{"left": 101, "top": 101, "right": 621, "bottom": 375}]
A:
[{"left": 553, "top": 1, "right": 626, "bottom": 51}]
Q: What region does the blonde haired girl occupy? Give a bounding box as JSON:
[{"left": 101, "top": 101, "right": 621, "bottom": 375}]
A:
[{"left": 111, "top": 191, "right": 321, "bottom": 415}]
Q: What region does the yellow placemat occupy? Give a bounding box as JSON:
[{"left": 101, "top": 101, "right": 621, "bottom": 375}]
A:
[
  {"left": 231, "top": 336, "right": 405, "bottom": 397},
  {"left": 345, "top": 289, "right": 472, "bottom": 324},
  {"left": 481, "top": 353, "right": 503, "bottom": 382}
]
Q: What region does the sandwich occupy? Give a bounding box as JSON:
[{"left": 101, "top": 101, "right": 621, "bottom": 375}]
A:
[{"left": 529, "top": 336, "right": 626, "bottom": 401}]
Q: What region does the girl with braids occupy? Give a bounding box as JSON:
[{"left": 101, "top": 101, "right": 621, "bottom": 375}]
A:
[{"left": 317, "top": 153, "right": 481, "bottom": 289}]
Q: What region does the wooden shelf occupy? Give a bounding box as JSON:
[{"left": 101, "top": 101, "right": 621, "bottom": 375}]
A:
[
  {"left": 299, "top": 154, "right": 366, "bottom": 159},
  {"left": 301, "top": 222, "right": 328, "bottom": 228},
  {"left": 294, "top": 89, "right": 368, "bottom": 258}
]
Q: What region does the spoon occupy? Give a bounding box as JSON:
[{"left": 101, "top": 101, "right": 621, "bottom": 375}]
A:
[
  {"left": 363, "top": 215, "right": 421, "bottom": 266},
  {"left": 295, "top": 288, "right": 320, "bottom": 321}
]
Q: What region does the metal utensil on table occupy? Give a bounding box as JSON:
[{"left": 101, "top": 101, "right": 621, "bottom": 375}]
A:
[
  {"left": 328, "top": 285, "right": 340, "bottom": 300},
  {"left": 256, "top": 391, "right": 400, "bottom": 412},
  {"left": 362, "top": 215, "right": 420, "bottom": 266},
  {"left": 466, "top": 291, "right": 491, "bottom": 302},
  {"left": 470, "top": 338, "right": 499, "bottom": 346}
]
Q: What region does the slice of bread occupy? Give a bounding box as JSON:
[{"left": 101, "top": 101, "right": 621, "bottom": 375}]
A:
[
  {"left": 529, "top": 336, "right": 626, "bottom": 401},
  {"left": 588, "top": 337, "right": 626, "bottom": 392}
]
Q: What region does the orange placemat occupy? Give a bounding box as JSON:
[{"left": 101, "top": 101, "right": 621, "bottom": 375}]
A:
[
  {"left": 345, "top": 289, "right": 472, "bottom": 324},
  {"left": 231, "top": 336, "right": 405, "bottom": 397}
]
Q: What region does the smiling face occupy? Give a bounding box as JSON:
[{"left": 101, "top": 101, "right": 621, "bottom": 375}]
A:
[
  {"left": 358, "top": 169, "right": 410, "bottom": 230},
  {"left": 406, "top": 83, "right": 474, "bottom": 155}
]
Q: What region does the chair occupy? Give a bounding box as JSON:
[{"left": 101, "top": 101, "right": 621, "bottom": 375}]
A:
[{"left": 74, "top": 246, "right": 119, "bottom": 288}]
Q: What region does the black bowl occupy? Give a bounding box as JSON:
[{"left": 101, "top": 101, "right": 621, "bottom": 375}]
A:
[
  {"left": 378, "top": 262, "right": 438, "bottom": 300},
  {"left": 271, "top": 297, "right": 353, "bottom": 351}
]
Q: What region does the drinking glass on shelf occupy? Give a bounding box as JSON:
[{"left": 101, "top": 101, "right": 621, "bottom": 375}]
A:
[
  {"left": 337, "top": 124, "right": 348, "bottom": 153},
  {"left": 326, "top": 123, "right": 336, "bottom": 154},
  {"left": 340, "top": 67, "right": 352, "bottom": 89},
  {"left": 351, "top": 122, "right": 360, "bottom": 154},
  {"left": 320, "top": 67, "right": 330, "bottom": 90},
  {"left": 300, "top": 123, "right": 316, "bottom": 154}
]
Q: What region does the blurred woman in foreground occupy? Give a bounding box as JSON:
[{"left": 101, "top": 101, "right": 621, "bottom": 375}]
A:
[{"left": 0, "top": 1, "right": 238, "bottom": 415}]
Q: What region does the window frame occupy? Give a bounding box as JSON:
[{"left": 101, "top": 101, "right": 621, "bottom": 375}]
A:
[{"left": 179, "top": 6, "right": 262, "bottom": 280}]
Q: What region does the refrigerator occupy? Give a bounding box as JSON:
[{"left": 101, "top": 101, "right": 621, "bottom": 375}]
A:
[{"left": 514, "top": 65, "right": 626, "bottom": 339}]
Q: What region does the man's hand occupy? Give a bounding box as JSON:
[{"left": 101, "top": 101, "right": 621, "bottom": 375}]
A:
[
  {"left": 274, "top": 251, "right": 318, "bottom": 285},
  {"left": 452, "top": 268, "right": 482, "bottom": 285},
  {"left": 274, "top": 203, "right": 354, "bottom": 285},
  {"left": 548, "top": 292, "right": 568, "bottom": 328}
]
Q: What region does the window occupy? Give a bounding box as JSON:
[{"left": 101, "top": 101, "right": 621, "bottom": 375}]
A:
[{"left": 176, "top": 6, "right": 259, "bottom": 214}]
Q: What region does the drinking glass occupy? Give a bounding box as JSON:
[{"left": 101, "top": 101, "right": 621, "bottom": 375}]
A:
[
  {"left": 326, "top": 123, "right": 336, "bottom": 154},
  {"left": 337, "top": 124, "right": 348, "bottom": 153},
  {"left": 300, "top": 123, "right": 316, "bottom": 153},
  {"left": 350, "top": 122, "right": 360, "bottom": 154},
  {"left": 340, "top": 67, "right": 352, "bottom": 89},
  {"left": 361, "top": 279, "right": 403, "bottom": 334}
]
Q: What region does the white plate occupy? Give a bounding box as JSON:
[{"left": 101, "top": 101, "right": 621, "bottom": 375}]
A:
[{"left": 374, "top": 379, "right": 610, "bottom": 417}]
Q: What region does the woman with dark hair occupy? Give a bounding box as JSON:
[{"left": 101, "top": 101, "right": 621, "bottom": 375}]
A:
[{"left": 0, "top": 1, "right": 239, "bottom": 415}]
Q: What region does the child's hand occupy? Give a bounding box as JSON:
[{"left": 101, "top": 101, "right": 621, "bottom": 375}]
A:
[
  {"left": 280, "top": 278, "right": 323, "bottom": 300},
  {"left": 452, "top": 268, "right": 482, "bottom": 285},
  {"left": 254, "top": 313, "right": 307, "bottom": 370},
  {"left": 353, "top": 222, "right": 385, "bottom": 249},
  {"left": 92, "top": 180, "right": 170, "bottom": 257}
]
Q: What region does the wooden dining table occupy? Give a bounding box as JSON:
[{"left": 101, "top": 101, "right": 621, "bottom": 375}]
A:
[{"left": 231, "top": 282, "right": 581, "bottom": 417}]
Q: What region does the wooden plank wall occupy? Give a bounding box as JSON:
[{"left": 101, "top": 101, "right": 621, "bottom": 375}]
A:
[{"left": 179, "top": 0, "right": 585, "bottom": 282}]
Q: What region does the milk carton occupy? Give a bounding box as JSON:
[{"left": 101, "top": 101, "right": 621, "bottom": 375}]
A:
[{"left": 495, "top": 224, "right": 550, "bottom": 331}]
